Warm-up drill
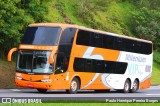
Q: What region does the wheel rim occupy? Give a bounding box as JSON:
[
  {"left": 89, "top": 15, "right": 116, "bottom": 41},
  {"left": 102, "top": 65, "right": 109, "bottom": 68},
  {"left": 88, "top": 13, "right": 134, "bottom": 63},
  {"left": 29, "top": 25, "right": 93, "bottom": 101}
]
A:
[
  {"left": 71, "top": 81, "right": 77, "bottom": 91},
  {"left": 133, "top": 81, "right": 138, "bottom": 91},
  {"left": 125, "top": 82, "right": 129, "bottom": 92}
]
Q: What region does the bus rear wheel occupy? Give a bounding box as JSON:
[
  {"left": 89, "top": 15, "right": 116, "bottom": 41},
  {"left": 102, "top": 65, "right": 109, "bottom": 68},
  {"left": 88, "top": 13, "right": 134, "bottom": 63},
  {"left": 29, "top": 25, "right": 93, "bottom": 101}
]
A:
[
  {"left": 123, "top": 79, "right": 131, "bottom": 93},
  {"left": 67, "top": 78, "right": 80, "bottom": 94},
  {"left": 37, "top": 89, "right": 47, "bottom": 93},
  {"left": 131, "top": 79, "right": 139, "bottom": 93}
]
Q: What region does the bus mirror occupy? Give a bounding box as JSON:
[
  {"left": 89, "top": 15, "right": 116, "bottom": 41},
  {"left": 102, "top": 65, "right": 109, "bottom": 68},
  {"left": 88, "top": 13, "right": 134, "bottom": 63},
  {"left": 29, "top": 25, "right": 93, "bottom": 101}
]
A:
[
  {"left": 7, "top": 48, "right": 17, "bottom": 62},
  {"left": 49, "top": 51, "right": 56, "bottom": 64}
]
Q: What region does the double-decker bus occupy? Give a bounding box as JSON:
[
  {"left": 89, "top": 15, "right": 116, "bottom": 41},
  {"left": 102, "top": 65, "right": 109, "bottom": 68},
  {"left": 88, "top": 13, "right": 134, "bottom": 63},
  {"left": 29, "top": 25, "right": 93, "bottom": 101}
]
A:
[{"left": 8, "top": 23, "right": 153, "bottom": 94}]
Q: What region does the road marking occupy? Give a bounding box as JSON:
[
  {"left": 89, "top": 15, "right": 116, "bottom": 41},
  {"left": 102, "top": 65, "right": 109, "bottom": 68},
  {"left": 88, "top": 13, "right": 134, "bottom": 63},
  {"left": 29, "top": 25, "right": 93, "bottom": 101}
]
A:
[
  {"left": 146, "top": 94, "right": 160, "bottom": 96},
  {"left": 10, "top": 89, "right": 21, "bottom": 92}
]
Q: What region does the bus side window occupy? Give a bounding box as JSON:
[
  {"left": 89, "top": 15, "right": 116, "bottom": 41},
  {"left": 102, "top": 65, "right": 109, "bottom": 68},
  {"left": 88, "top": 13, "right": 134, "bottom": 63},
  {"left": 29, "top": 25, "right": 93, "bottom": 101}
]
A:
[
  {"left": 114, "top": 37, "right": 123, "bottom": 50},
  {"left": 141, "top": 42, "right": 152, "bottom": 54},
  {"left": 90, "top": 33, "right": 103, "bottom": 48},
  {"left": 76, "top": 30, "right": 90, "bottom": 46},
  {"left": 84, "top": 59, "right": 92, "bottom": 72},
  {"left": 92, "top": 60, "right": 105, "bottom": 73},
  {"left": 115, "top": 62, "right": 127, "bottom": 74},
  {"left": 103, "top": 35, "right": 114, "bottom": 49},
  {"left": 104, "top": 61, "right": 116, "bottom": 74},
  {"left": 125, "top": 39, "right": 135, "bottom": 53},
  {"left": 73, "top": 58, "right": 84, "bottom": 72},
  {"left": 60, "top": 28, "right": 76, "bottom": 44},
  {"left": 59, "top": 28, "right": 76, "bottom": 58},
  {"left": 135, "top": 41, "right": 142, "bottom": 53}
]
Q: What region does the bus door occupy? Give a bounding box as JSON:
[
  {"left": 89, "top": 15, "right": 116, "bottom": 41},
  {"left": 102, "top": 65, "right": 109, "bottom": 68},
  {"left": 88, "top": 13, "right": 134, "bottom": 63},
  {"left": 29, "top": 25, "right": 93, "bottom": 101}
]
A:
[{"left": 53, "top": 53, "right": 69, "bottom": 89}]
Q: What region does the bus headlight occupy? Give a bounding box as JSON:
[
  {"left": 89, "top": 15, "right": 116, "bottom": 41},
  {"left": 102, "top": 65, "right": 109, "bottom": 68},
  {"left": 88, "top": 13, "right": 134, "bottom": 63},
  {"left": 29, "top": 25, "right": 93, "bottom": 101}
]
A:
[
  {"left": 16, "top": 76, "right": 22, "bottom": 80},
  {"left": 41, "top": 79, "right": 52, "bottom": 82}
]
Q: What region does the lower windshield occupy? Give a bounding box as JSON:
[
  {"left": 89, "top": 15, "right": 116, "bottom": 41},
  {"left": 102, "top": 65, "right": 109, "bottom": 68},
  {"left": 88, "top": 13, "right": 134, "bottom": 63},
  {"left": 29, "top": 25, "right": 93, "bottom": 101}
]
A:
[{"left": 17, "top": 50, "right": 53, "bottom": 74}]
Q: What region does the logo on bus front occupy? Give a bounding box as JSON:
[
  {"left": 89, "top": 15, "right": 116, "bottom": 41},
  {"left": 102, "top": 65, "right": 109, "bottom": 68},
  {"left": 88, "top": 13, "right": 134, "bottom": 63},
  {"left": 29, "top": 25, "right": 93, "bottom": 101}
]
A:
[{"left": 30, "top": 77, "right": 32, "bottom": 81}]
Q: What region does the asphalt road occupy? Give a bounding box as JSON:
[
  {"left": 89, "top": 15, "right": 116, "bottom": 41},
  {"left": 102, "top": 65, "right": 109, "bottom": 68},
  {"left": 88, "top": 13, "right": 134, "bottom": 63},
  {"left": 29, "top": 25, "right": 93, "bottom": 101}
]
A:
[{"left": 0, "top": 86, "right": 160, "bottom": 103}]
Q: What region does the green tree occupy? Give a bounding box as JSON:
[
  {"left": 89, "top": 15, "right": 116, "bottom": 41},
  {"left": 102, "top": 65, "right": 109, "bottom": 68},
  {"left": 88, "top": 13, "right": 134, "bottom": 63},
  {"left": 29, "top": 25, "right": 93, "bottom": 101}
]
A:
[
  {"left": 20, "top": 0, "right": 51, "bottom": 22},
  {"left": 131, "top": 7, "right": 160, "bottom": 49},
  {"left": 129, "top": 0, "right": 160, "bottom": 10},
  {"left": 0, "top": 0, "right": 34, "bottom": 54},
  {"left": 0, "top": 0, "right": 54, "bottom": 56}
]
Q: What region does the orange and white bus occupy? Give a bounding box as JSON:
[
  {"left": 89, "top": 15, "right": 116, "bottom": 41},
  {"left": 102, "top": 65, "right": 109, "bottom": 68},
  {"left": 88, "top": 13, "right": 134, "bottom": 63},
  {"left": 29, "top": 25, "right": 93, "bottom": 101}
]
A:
[{"left": 8, "top": 23, "right": 153, "bottom": 94}]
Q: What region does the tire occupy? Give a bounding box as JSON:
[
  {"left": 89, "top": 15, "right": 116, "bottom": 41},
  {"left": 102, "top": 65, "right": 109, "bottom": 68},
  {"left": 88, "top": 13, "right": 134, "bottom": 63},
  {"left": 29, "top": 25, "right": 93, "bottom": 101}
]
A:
[
  {"left": 130, "top": 79, "right": 139, "bottom": 93},
  {"left": 67, "top": 78, "right": 80, "bottom": 94},
  {"left": 37, "top": 89, "right": 47, "bottom": 93},
  {"left": 123, "top": 79, "right": 131, "bottom": 93}
]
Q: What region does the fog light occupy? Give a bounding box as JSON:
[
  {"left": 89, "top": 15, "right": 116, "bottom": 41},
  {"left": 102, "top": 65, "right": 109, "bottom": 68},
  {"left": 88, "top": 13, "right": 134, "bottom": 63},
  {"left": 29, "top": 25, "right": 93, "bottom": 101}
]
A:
[{"left": 41, "top": 79, "right": 52, "bottom": 82}]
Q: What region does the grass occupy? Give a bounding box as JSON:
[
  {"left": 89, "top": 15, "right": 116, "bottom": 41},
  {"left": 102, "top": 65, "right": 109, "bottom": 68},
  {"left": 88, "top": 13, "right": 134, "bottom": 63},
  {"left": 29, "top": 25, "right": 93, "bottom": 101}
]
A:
[
  {"left": 56, "top": 0, "right": 90, "bottom": 26},
  {"left": 0, "top": 103, "right": 160, "bottom": 106},
  {"left": 152, "top": 50, "right": 160, "bottom": 85},
  {"left": 0, "top": 59, "right": 16, "bottom": 88},
  {"left": 55, "top": 0, "right": 137, "bottom": 37},
  {"left": 152, "top": 62, "right": 160, "bottom": 85},
  {"left": 153, "top": 50, "right": 160, "bottom": 64}
]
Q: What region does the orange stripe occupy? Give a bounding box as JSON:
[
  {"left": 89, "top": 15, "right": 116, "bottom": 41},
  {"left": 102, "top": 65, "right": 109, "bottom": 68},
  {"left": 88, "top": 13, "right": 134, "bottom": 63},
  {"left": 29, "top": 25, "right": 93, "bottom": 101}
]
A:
[
  {"left": 19, "top": 44, "right": 56, "bottom": 50},
  {"left": 140, "top": 77, "right": 151, "bottom": 89}
]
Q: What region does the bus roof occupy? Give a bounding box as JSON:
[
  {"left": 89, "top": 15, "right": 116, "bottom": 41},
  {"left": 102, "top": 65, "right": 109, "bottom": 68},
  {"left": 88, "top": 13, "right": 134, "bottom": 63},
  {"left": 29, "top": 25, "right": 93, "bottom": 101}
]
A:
[{"left": 29, "top": 23, "right": 152, "bottom": 44}]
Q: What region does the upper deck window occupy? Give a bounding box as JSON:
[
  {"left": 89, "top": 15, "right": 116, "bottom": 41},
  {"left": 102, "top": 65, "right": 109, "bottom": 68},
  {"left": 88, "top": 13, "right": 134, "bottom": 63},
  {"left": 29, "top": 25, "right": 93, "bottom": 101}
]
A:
[
  {"left": 21, "top": 26, "right": 61, "bottom": 46},
  {"left": 76, "top": 29, "right": 152, "bottom": 54}
]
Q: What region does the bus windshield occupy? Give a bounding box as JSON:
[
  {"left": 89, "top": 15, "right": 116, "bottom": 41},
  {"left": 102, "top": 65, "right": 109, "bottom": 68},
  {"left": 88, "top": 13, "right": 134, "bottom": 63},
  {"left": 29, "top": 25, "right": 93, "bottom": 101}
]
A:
[
  {"left": 17, "top": 50, "right": 53, "bottom": 74},
  {"left": 21, "top": 26, "right": 61, "bottom": 46}
]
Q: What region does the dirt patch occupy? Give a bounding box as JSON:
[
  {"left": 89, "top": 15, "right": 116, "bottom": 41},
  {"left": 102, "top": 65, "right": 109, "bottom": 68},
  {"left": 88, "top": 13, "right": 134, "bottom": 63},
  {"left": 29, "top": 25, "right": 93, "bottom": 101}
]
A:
[{"left": 0, "top": 60, "right": 17, "bottom": 88}]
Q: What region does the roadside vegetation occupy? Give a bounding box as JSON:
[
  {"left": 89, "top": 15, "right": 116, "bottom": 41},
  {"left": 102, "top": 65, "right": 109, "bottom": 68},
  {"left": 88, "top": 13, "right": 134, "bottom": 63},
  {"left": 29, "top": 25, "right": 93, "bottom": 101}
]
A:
[
  {"left": 1, "top": 103, "right": 160, "bottom": 106},
  {"left": 0, "top": 0, "right": 159, "bottom": 88}
]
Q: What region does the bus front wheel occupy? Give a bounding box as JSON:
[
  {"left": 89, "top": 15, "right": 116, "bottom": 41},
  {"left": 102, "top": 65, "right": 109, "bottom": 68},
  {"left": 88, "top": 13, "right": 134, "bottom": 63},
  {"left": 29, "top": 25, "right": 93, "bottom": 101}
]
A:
[
  {"left": 67, "top": 77, "right": 80, "bottom": 94},
  {"left": 37, "top": 89, "right": 47, "bottom": 93}
]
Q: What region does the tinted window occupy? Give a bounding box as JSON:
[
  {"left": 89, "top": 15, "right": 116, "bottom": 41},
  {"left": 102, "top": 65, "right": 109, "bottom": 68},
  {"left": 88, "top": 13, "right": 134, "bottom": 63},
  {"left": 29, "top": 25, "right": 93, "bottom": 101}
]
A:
[
  {"left": 74, "top": 58, "right": 127, "bottom": 74},
  {"left": 55, "top": 53, "right": 68, "bottom": 74},
  {"left": 93, "top": 60, "right": 105, "bottom": 73},
  {"left": 76, "top": 30, "right": 90, "bottom": 46},
  {"left": 58, "top": 45, "right": 72, "bottom": 57},
  {"left": 58, "top": 28, "right": 76, "bottom": 57},
  {"left": 76, "top": 30, "right": 152, "bottom": 54},
  {"left": 84, "top": 59, "right": 92, "bottom": 72},
  {"left": 114, "top": 37, "right": 124, "bottom": 51},
  {"left": 125, "top": 39, "right": 135, "bottom": 53},
  {"left": 73, "top": 58, "right": 84, "bottom": 72},
  {"left": 22, "top": 27, "right": 61, "bottom": 46},
  {"left": 135, "top": 41, "right": 142, "bottom": 53},
  {"left": 141, "top": 42, "right": 152, "bottom": 54},
  {"left": 90, "top": 33, "right": 103, "bottom": 47},
  {"left": 103, "top": 35, "right": 114, "bottom": 49},
  {"left": 115, "top": 62, "right": 128, "bottom": 74},
  {"left": 60, "top": 28, "right": 76, "bottom": 44},
  {"left": 104, "top": 61, "right": 116, "bottom": 73}
]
